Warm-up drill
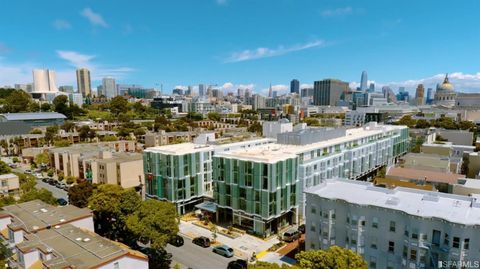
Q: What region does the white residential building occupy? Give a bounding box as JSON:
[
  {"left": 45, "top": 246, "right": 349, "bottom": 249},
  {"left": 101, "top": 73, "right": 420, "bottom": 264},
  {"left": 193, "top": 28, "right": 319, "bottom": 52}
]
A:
[
  {"left": 305, "top": 179, "right": 480, "bottom": 269},
  {"left": 262, "top": 119, "right": 293, "bottom": 138}
]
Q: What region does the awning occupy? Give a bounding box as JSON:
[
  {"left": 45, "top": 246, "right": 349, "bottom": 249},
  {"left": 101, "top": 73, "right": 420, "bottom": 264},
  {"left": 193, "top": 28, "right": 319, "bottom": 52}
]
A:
[{"left": 195, "top": 201, "right": 217, "bottom": 213}]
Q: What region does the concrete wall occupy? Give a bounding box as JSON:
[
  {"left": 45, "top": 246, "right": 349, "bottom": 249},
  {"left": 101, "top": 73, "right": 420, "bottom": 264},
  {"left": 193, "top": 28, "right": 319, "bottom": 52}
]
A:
[
  {"left": 69, "top": 216, "right": 95, "bottom": 232},
  {"left": 119, "top": 159, "right": 144, "bottom": 188},
  {"left": 437, "top": 130, "right": 474, "bottom": 146},
  {"left": 97, "top": 256, "right": 148, "bottom": 269}
]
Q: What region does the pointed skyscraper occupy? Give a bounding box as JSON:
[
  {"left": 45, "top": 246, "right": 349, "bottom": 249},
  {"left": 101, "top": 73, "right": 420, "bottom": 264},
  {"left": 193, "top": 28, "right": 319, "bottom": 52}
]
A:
[
  {"left": 360, "top": 71, "right": 368, "bottom": 92},
  {"left": 268, "top": 83, "right": 273, "bottom": 97}
]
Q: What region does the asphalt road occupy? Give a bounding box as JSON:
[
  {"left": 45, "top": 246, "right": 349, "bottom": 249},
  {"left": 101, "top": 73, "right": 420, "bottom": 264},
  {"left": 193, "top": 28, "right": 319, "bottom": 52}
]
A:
[
  {"left": 35, "top": 179, "right": 68, "bottom": 200},
  {"left": 166, "top": 235, "right": 235, "bottom": 269}
]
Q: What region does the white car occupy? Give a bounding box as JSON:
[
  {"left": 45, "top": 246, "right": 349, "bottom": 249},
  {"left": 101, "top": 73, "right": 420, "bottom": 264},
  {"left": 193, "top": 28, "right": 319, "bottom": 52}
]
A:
[{"left": 34, "top": 173, "right": 42, "bottom": 178}]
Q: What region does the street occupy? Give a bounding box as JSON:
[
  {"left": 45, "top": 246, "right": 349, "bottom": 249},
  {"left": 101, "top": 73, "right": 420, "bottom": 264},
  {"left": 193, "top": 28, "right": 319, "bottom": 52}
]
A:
[
  {"left": 35, "top": 179, "right": 68, "bottom": 200},
  {"left": 166, "top": 235, "right": 235, "bottom": 269}
]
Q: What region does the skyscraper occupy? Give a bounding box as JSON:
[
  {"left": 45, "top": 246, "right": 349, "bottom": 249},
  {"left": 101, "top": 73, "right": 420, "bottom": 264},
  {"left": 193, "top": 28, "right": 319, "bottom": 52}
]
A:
[
  {"left": 237, "top": 88, "right": 244, "bottom": 98},
  {"left": 313, "top": 79, "right": 349, "bottom": 106},
  {"left": 199, "top": 84, "right": 205, "bottom": 97},
  {"left": 102, "top": 77, "right": 117, "bottom": 98},
  {"left": 32, "top": 69, "right": 58, "bottom": 93},
  {"left": 368, "top": 82, "right": 375, "bottom": 93},
  {"left": 415, "top": 84, "right": 425, "bottom": 106},
  {"left": 76, "top": 68, "right": 91, "bottom": 97},
  {"left": 268, "top": 83, "right": 273, "bottom": 98},
  {"left": 360, "top": 71, "right": 368, "bottom": 91},
  {"left": 290, "top": 79, "right": 300, "bottom": 94},
  {"left": 426, "top": 88, "right": 433, "bottom": 104}
]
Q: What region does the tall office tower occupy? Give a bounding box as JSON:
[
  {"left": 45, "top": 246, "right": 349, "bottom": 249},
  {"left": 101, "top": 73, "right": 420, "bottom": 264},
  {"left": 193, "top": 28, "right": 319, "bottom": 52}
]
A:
[
  {"left": 102, "top": 77, "right": 117, "bottom": 98},
  {"left": 199, "top": 84, "right": 205, "bottom": 97},
  {"left": 360, "top": 71, "right": 368, "bottom": 91},
  {"left": 76, "top": 68, "right": 92, "bottom": 97},
  {"left": 212, "top": 88, "right": 223, "bottom": 99},
  {"left": 313, "top": 79, "right": 349, "bottom": 106},
  {"left": 369, "top": 82, "right": 375, "bottom": 92},
  {"left": 426, "top": 88, "right": 433, "bottom": 104},
  {"left": 268, "top": 84, "right": 273, "bottom": 98},
  {"left": 97, "top": 85, "right": 104, "bottom": 97},
  {"left": 252, "top": 94, "right": 266, "bottom": 110},
  {"left": 237, "top": 88, "right": 244, "bottom": 98},
  {"left": 415, "top": 84, "right": 425, "bottom": 106},
  {"left": 32, "top": 69, "right": 59, "bottom": 93},
  {"left": 186, "top": 86, "right": 193, "bottom": 96},
  {"left": 245, "top": 88, "right": 252, "bottom": 99},
  {"left": 290, "top": 79, "right": 300, "bottom": 94}
]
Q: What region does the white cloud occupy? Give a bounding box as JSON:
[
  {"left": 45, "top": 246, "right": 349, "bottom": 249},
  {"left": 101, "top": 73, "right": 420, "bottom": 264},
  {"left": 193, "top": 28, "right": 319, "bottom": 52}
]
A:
[
  {"left": 80, "top": 8, "right": 108, "bottom": 28},
  {"left": 224, "top": 40, "right": 325, "bottom": 63},
  {"left": 321, "top": 7, "right": 354, "bottom": 18},
  {"left": 300, "top": 83, "right": 313, "bottom": 89},
  {"left": 57, "top": 50, "right": 95, "bottom": 68},
  {"left": 52, "top": 19, "right": 71, "bottom": 30}
]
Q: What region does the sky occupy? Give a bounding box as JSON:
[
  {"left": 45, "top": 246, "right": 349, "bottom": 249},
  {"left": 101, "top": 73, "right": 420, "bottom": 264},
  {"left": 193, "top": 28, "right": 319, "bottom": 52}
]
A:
[{"left": 0, "top": 0, "right": 480, "bottom": 95}]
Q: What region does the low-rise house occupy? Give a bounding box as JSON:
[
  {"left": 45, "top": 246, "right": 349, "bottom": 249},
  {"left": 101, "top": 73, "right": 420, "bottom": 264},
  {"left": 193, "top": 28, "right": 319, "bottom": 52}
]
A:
[
  {"left": 386, "top": 167, "right": 464, "bottom": 193},
  {"left": 400, "top": 153, "right": 459, "bottom": 173},
  {"left": 0, "top": 174, "right": 20, "bottom": 196}
]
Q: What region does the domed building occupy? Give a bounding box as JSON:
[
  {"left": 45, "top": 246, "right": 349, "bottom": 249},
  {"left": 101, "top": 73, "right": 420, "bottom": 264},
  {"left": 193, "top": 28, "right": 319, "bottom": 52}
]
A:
[{"left": 434, "top": 74, "right": 457, "bottom": 107}]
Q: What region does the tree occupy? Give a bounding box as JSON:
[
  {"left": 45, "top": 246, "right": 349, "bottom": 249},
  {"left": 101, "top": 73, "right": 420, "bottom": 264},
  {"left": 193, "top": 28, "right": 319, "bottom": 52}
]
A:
[
  {"left": 110, "top": 96, "right": 129, "bottom": 116},
  {"left": 396, "top": 115, "right": 416, "bottom": 128},
  {"left": 30, "top": 129, "right": 43, "bottom": 134},
  {"left": 52, "top": 95, "right": 69, "bottom": 116},
  {"left": 61, "top": 121, "right": 76, "bottom": 132},
  {"left": 65, "top": 176, "right": 77, "bottom": 184},
  {"left": 303, "top": 117, "right": 321, "bottom": 126},
  {"left": 79, "top": 125, "right": 91, "bottom": 141},
  {"left": 295, "top": 246, "right": 368, "bottom": 269},
  {"left": 415, "top": 119, "right": 430, "bottom": 129},
  {"left": 34, "top": 152, "right": 49, "bottom": 167},
  {"left": 0, "top": 161, "right": 11, "bottom": 174},
  {"left": 247, "top": 121, "right": 262, "bottom": 135},
  {"left": 40, "top": 103, "right": 52, "bottom": 111},
  {"left": 186, "top": 112, "right": 203, "bottom": 121},
  {"left": 101, "top": 135, "right": 118, "bottom": 142},
  {"left": 45, "top": 125, "right": 59, "bottom": 145},
  {"left": 54, "top": 139, "right": 71, "bottom": 147},
  {"left": 88, "top": 185, "right": 142, "bottom": 241},
  {"left": 19, "top": 189, "right": 58, "bottom": 205},
  {"left": 18, "top": 173, "right": 36, "bottom": 193},
  {"left": 126, "top": 199, "right": 179, "bottom": 250},
  {"left": 207, "top": 112, "right": 221, "bottom": 122},
  {"left": 68, "top": 180, "right": 95, "bottom": 208},
  {"left": 3, "top": 90, "right": 32, "bottom": 113}
]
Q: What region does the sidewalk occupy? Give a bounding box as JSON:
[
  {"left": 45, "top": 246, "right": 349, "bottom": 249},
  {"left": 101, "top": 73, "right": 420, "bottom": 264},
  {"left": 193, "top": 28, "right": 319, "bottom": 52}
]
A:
[{"left": 179, "top": 220, "right": 279, "bottom": 260}]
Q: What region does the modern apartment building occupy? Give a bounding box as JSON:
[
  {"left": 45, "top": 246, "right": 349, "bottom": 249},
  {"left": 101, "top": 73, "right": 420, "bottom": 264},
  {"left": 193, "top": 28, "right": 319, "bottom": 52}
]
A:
[
  {"left": 213, "top": 146, "right": 299, "bottom": 236},
  {"left": 304, "top": 179, "right": 480, "bottom": 269},
  {"left": 143, "top": 138, "right": 275, "bottom": 214},
  {"left": 0, "top": 174, "right": 20, "bottom": 196},
  {"left": 76, "top": 68, "right": 92, "bottom": 97}
]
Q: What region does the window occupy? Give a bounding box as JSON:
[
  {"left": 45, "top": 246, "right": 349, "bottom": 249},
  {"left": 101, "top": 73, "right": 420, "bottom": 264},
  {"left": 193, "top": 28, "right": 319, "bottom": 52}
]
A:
[
  {"left": 370, "top": 238, "right": 377, "bottom": 249},
  {"left": 311, "top": 206, "right": 316, "bottom": 214},
  {"left": 464, "top": 238, "right": 470, "bottom": 250},
  {"left": 411, "top": 232, "right": 418, "bottom": 240},
  {"left": 402, "top": 245, "right": 408, "bottom": 258},
  {"left": 360, "top": 220, "right": 366, "bottom": 227},
  {"left": 114, "top": 262, "right": 119, "bottom": 269},
  {"left": 388, "top": 241, "right": 395, "bottom": 253},
  {"left": 453, "top": 237, "right": 460, "bottom": 248},
  {"left": 410, "top": 249, "right": 417, "bottom": 261},
  {"left": 369, "top": 257, "right": 376, "bottom": 269},
  {"left": 310, "top": 223, "right": 316, "bottom": 232},
  {"left": 387, "top": 261, "right": 394, "bottom": 269},
  {"left": 372, "top": 217, "right": 378, "bottom": 228},
  {"left": 389, "top": 221, "right": 395, "bottom": 232},
  {"left": 421, "top": 234, "right": 427, "bottom": 241},
  {"left": 444, "top": 233, "right": 449, "bottom": 246}
]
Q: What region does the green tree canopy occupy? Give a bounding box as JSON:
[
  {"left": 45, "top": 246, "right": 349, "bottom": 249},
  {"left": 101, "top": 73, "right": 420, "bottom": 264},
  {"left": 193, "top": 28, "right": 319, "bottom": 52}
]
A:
[
  {"left": 68, "top": 180, "right": 95, "bottom": 208},
  {"left": 34, "top": 152, "right": 49, "bottom": 166},
  {"left": 110, "top": 96, "right": 129, "bottom": 116},
  {"left": 248, "top": 262, "right": 291, "bottom": 269},
  {"left": 19, "top": 189, "right": 58, "bottom": 205},
  {"left": 295, "top": 246, "right": 368, "bottom": 269},
  {"left": 52, "top": 95, "right": 69, "bottom": 116},
  {"left": 0, "top": 161, "right": 12, "bottom": 174},
  {"left": 3, "top": 90, "right": 32, "bottom": 113},
  {"left": 396, "top": 115, "right": 416, "bottom": 128},
  {"left": 207, "top": 112, "right": 221, "bottom": 121},
  {"left": 126, "top": 199, "right": 179, "bottom": 250}
]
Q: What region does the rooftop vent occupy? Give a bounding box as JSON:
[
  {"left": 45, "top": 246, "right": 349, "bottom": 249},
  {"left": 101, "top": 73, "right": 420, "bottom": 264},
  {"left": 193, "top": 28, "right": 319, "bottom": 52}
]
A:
[
  {"left": 32, "top": 225, "right": 39, "bottom": 230},
  {"left": 40, "top": 208, "right": 48, "bottom": 213},
  {"left": 386, "top": 197, "right": 400, "bottom": 206},
  {"left": 422, "top": 193, "right": 439, "bottom": 202},
  {"left": 54, "top": 225, "right": 61, "bottom": 229},
  {"left": 75, "top": 237, "right": 82, "bottom": 241},
  {"left": 59, "top": 219, "right": 65, "bottom": 222},
  {"left": 83, "top": 238, "right": 91, "bottom": 242}
]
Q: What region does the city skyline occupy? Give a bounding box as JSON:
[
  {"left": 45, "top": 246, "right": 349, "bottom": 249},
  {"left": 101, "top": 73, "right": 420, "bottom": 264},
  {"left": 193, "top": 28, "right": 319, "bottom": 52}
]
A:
[{"left": 0, "top": 0, "right": 479, "bottom": 94}]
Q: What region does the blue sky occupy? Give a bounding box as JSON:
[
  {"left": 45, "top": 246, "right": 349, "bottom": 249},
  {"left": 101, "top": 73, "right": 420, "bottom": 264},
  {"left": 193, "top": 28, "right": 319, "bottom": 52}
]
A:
[{"left": 0, "top": 0, "right": 479, "bottom": 94}]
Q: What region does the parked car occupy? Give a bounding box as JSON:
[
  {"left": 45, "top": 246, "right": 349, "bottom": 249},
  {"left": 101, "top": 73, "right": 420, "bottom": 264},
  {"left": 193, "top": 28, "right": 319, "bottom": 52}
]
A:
[
  {"left": 41, "top": 178, "right": 49, "bottom": 183},
  {"left": 298, "top": 224, "right": 306, "bottom": 234},
  {"left": 8, "top": 163, "right": 17, "bottom": 168},
  {"left": 169, "top": 235, "right": 184, "bottom": 247},
  {"left": 57, "top": 198, "right": 68, "bottom": 206},
  {"left": 34, "top": 173, "right": 42, "bottom": 178},
  {"left": 24, "top": 169, "right": 32, "bottom": 174},
  {"left": 54, "top": 181, "right": 63, "bottom": 188},
  {"left": 47, "top": 178, "right": 56, "bottom": 185},
  {"left": 228, "top": 259, "right": 247, "bottom": 269},
  {"left": 212, "top": 245, "right": 234, "bottom": 258},
  {"left": 283, "top": 229, "right": 300, "bottom": 242},
  {"left": 192, "top": 236, "right": 210, "bottom": 248},
  {"left": 58, "top": 182, "right": 67, "bottom": 189}
]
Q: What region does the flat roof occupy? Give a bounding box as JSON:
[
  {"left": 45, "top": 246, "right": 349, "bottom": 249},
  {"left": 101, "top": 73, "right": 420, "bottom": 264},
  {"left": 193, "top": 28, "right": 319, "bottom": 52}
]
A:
[
  {"left": 0, "top": 200, "right": 92, "bottom": 233},
  {"left": 387, "top": 167, "right": 464, "bottom": 184},
  {"left": 215, "top": 144, "right": 298, "bottom": 163},
  {"left": 305, "top": 179, "right": 480, "bottom": 225},
  {"left": 0, "top": 112, "right": 66, "bottom": 121},
  {"left": 0, "top": 174, "right": 18, "bottom": 180},
  {"left": 17, "top": 224, "right": 146, "bottom": 269}
]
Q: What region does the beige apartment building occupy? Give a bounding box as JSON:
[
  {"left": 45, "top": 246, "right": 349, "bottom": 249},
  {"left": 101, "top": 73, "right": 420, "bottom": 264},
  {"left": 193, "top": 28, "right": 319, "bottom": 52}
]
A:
[
  {"left": 0, "top": 174, "right": 20, "bottom": 196},
  {"left": 89, "top": 151, "right": 144, "bottom": 188}
]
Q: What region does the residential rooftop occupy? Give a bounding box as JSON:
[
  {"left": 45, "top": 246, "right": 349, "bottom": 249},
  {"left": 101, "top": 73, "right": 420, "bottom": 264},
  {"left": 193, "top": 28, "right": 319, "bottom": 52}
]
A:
[
  {"left": 17, "top": 224, "right": 147, "bottom": 269},
  {"left": 305, "top": 179, "right": 480, "bottom": 225},
  {"left": 0, "top": 200, "right": 92, "bottom": 233},
  {"left": 0, "top": 173, "right": 18, "bottom": 180},
  {"left": 387, "top": 167, "right": 464, "bottom": 184}
]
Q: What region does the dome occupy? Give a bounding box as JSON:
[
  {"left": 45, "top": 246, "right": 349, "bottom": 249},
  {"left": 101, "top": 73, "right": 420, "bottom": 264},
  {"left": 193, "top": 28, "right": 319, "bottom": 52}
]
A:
[{"left": 436, "top": 74, "right": 454, "bottom": 91}]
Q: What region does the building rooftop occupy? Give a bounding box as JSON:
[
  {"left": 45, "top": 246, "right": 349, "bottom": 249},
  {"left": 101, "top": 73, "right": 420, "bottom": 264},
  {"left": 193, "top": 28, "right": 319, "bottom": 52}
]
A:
[
  {"left": 97, "top": 152, "right": 143, "bottom": 163},
  {"left": 0, "top": 173, "right": 18, "bottom": 180},
  {"left": 0, "top": 112, "right": 66, "bottom": 121},
  {"left": 0, "top": 200, "right": 92, "bottom": 233},
  {"left": 387, "top": 167, "right": 464, "bottom": 184},
  {"left": 305, "top": 179, "right": 480, "bottom": 225},
  {"left": 17, "top": 224, "right": 147, "bottom": 269},
  {"left": 215, "top": 144, "right": 298, "bottom": 163}
]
